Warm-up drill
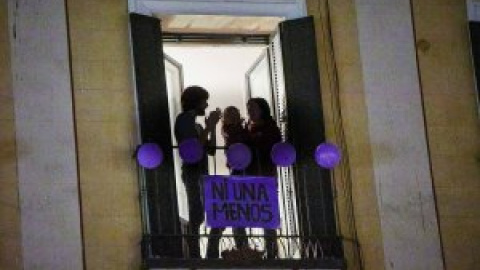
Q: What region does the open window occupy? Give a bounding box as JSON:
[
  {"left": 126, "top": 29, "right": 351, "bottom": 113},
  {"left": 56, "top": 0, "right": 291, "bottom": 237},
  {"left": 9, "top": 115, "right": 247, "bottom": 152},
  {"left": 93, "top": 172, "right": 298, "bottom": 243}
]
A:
[
  {"left": 130, "top": 13, "right": 344, "bottom": 269},
  {"left": 246, "top": 49, "right": 275, "bottom": 116}
]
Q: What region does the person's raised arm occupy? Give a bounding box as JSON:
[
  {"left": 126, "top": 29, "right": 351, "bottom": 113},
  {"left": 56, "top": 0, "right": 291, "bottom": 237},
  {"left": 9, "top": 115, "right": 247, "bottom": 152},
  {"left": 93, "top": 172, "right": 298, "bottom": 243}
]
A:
[{"left": 202, "top": 108, "right": 221, "bottom": 155}]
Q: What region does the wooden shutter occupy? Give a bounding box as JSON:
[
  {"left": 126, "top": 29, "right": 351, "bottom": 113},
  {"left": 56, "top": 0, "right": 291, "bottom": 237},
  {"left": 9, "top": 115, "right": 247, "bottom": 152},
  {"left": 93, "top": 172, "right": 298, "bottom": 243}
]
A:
[
  {"left": 279, "top": 17, "right": 337, "bottom": 240},
  {"left": 130, "top": 13, "right": 183, "bottom": 258}
]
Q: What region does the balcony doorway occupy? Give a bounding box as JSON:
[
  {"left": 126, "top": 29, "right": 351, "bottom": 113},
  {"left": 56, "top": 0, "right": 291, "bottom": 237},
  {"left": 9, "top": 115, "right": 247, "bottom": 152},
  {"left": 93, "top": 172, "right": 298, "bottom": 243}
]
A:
[
  {"left": 162, "top": 15, "right": 302, "bottom": 259},
  {"left": 130, "top": 13, "right": 343, "bottom": 269}
]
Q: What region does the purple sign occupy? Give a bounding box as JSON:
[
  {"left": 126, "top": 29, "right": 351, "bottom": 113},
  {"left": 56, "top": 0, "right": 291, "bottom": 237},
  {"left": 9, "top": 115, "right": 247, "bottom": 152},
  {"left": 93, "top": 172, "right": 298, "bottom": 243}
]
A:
[{"left": 204, "top": 175, "right": 280, "bottom": 229}]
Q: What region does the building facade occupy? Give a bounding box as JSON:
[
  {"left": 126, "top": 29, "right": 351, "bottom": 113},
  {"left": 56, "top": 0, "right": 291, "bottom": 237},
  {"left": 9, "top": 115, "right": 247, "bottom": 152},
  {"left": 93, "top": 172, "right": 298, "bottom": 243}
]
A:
[{"left": 0, "top": 0, "right": 479, "bottom": 269}]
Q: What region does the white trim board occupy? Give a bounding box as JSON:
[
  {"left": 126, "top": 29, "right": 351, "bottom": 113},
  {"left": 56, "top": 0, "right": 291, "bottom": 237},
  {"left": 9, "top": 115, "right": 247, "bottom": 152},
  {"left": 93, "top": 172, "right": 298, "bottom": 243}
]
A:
[
  {"left": 354, "top": 1, "right": 444, "bottom": 269},
  {"left": 7, "top": 0, "right": 84, "bottom": 268},
  {"left": 128, "top": 0, "right": 307, "bottom": 18}
]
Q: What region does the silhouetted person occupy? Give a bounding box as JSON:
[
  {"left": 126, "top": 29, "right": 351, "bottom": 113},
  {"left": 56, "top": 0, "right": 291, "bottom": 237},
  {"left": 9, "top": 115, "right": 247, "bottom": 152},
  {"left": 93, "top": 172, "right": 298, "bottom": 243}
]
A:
[
  {"left": 206, "top": 106, "right": 248, "bottom": 259},
  {"left": 174, "top": 86, "right": 221, "bottom": 259},
  {"left": 245, "top": 98, "right": 281, "bottom": 259}
]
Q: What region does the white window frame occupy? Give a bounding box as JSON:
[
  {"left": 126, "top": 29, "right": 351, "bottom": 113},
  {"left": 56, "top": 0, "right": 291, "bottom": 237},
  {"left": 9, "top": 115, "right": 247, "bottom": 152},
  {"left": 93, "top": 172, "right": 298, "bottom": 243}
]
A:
[{"left": 128, "top": 0, "right": 307, "bottom": 19}]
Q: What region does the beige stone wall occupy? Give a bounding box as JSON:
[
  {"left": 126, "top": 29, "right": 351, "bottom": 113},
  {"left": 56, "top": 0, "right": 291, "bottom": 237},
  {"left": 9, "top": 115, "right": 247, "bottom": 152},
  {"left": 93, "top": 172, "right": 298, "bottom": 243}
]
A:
[
  {"left": 413, "top": 1, "right": 480, "bottom": 269},
  {"left": 67, "top": 0, "right": 142, "bottom": 268},
  {"left": 308, "top": 0, "right": 480, "bottom": 269},
  {"left": 0, "top": 1, "right": 22, "bottom": 269},
  {"left": 306, "top": 1, "right": 385, "bottom": 269},
  {"left": 59, "top": 1, "right": 478, "bottom": 269}
]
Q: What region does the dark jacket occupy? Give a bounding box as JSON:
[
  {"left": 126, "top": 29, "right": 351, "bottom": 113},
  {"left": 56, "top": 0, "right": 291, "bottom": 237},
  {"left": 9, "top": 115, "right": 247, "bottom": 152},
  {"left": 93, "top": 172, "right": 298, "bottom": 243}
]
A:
[{"left": 245, "top": 119, "right": 281, "bottom": 176}]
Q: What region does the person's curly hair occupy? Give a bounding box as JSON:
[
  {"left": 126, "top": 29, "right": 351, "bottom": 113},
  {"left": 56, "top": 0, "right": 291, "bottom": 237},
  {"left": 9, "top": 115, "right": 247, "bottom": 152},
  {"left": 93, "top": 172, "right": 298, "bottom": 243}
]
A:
[{"left": 181, "top": 86, "right": 209, "bottom": 111}]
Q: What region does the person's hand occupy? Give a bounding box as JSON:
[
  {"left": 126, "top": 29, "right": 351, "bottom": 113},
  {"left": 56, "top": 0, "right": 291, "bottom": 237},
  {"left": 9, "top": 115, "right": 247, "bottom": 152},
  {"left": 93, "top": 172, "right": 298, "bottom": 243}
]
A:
[
  {"left": 206, "top": 108, "right": 221, "bottom": 130},
  {"left": 240, "top": 117, "right": 245, "bottom": 125}
]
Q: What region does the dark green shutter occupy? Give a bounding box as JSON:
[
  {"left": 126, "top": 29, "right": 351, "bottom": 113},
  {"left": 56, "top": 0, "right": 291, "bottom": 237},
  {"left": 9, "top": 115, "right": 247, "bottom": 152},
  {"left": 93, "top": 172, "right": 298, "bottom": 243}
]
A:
[
  {"left": 279, "top": 16, "right": 339, "bottom": 250},
  {"left": 130, "top": 13, "right": 183, "bottom": 258}
]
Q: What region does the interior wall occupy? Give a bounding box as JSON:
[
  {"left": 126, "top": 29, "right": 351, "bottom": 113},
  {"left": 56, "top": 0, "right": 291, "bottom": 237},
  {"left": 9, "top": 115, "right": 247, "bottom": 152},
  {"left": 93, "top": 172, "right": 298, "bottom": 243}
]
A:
[
  {"left": 0, "top": 1, "right": 22, "bottom": 269},
  {"left": 412, "top": 1, "right": 480, "bottom": 269},
  {"left": 164, "top": 45, "right": 265, "bottom": 147},
  {"left": 67, "top": 0, "right": 142, "bottom": 269},
  {"left": 164, "top": 45, "right": 266, "bottom": 220},
  {"left": 306, "top": 1, "right": 385, "bottom": 269}
]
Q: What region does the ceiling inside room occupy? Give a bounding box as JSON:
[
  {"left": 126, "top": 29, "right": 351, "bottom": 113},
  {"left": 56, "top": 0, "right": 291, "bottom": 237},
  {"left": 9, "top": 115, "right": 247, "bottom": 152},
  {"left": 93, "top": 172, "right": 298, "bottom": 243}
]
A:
[{"left": 156, "top": 14, "right": 284, "bottom": 34}]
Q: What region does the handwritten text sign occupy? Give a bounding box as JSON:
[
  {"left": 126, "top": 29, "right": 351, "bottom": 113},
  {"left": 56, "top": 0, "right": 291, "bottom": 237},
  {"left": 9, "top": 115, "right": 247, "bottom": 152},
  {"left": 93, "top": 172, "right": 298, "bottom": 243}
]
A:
[{"left": 204, "top": 175, "right": 280, "bottom": 229}]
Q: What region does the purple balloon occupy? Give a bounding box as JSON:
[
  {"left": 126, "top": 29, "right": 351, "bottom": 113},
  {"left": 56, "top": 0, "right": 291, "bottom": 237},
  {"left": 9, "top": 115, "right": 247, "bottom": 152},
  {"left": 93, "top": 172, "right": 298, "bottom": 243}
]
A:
[
  {"left": 137, "top": 143, "right": 163, "bottom": 169},
  {"left": 271, "top": 142, "right": 296, "bottom": 167},
  {"left": 179, "top": 138, "right": 204, "bottom": 164},
  {"left": 315, "top": 143, "right": 342, "bottom": 169},
  {"left": 226, "top": 143, "right": 252, "bottom": 170}
]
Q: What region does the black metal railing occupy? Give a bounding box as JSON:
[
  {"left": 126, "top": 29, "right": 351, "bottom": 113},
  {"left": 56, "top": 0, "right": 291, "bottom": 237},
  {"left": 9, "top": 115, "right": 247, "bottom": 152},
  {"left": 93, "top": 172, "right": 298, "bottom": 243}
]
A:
[
  {"left": 138, "top": 146, "right": 346, "bottom": 269},
  {"left": 142, "top": 233, "right": 345, "bottom": 269}
]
